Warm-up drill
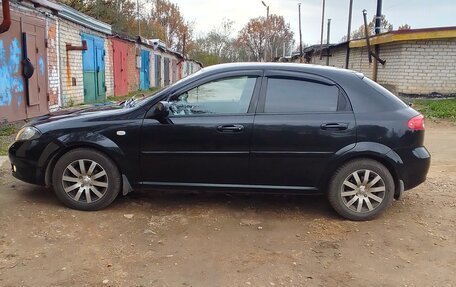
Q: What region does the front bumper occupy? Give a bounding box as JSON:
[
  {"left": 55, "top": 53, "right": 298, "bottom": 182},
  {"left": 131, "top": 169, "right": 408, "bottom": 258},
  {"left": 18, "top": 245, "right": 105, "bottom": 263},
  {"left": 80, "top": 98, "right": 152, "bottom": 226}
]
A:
[{"left": 8, "top": 139, "right": 57, "bottom": 186}]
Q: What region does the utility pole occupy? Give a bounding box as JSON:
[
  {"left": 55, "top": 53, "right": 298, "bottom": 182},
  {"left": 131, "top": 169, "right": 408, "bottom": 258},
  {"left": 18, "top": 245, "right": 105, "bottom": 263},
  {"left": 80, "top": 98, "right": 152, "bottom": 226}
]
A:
[
  {"left": 137, "top": 0, "right": 141, "bottom": 36},
  {"left": 326, "top": 19, "right": 331, "bottom": 66},
  {"left": 373, "top": 0, "right": 382, "bottom": 81},
  {"left": 298, "top": 3, "right": 303, "bottom": 62},
  {"left": 319, "top": 0, "right": 325, "bottom": 60},
  {"left": 262, "top": 1, "right": 270, "bottom": 62},
  {"left": 345, "top": 0, "right": 353, "bottom": 69},
  {"left": 375, "top": 0, "right": 383, "bottom": 34}
]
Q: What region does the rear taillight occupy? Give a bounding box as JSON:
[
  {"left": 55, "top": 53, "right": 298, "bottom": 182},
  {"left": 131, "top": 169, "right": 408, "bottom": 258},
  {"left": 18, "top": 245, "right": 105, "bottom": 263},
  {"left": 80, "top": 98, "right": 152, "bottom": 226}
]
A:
[{"left": 408, "top": 114, "right": 425, "bottom": 131}]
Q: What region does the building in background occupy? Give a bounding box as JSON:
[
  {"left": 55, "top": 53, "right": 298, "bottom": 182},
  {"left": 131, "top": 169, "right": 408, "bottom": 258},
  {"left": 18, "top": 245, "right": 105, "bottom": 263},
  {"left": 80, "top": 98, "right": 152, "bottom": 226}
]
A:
[
  {"left": 283, "top": 27, "right": 456, "bottom": 97},
  {"left": 0, "top": 0, "right": 202, "bottom": 123},
  {"left": 0, "top": 0, "right": 60, "bottom": 122}
]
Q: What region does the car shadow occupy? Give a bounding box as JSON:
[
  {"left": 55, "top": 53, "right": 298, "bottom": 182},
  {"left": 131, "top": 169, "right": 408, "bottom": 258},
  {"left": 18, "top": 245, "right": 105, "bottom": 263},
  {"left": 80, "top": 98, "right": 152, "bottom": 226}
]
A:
[
  {"left": 10, "top": 182, "right": 339, "bottom": 219},
  {"left": 12, "top": 183, "right": 63, "bottom": 207},
  {"left": 116, "top": 189, "right": 339, "bottom": 220}
]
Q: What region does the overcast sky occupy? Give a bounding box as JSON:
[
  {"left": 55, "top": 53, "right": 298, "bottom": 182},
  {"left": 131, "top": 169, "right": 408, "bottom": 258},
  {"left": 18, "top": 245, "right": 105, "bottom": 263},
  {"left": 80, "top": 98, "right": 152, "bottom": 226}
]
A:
[{"left": 171, "top": 0, "right": 456, "bottom": 45}]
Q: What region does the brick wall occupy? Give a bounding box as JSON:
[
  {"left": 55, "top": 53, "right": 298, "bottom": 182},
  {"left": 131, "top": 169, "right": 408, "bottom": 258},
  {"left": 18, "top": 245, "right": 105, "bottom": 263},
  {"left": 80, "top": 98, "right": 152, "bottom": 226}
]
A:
[
  {"left": 150, "top": 49, "right": 158, "bottom": 87},
  {"left": 59, "top": 19, "right": 84, "bottom": 106},
  {"left": 46, "top": 17, "right": 60, "bottom": 109},
  {"left": 59, "top": 18, "right": 112, "bottom": 106},
  {"left": 149, "top": 47, "right": 155, "bottom": 88},
  {"left": 153, "top": 50, "right": 165, "bottom": 87},
  {"left": 127, "top": 43, "right": 139, "bottom": 92},
  {"left": 104, "top": 38, "right": 114, "bottom": 97}
]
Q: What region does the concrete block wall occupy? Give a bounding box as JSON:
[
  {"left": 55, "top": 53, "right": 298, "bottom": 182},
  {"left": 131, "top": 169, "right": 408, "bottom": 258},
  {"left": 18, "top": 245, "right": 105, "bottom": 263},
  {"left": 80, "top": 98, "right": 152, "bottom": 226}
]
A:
[
  {"left": 348, "top": 46, "right": 374, "bottom": 79},
  {"left": 329, "top": 46, "right": 347, "bottom": 69},
  {"left": 316, "top": 39, "right": 456, "bottom": 95},
  {"left": 382, "top": 39, "right": 456, "bottom": 95},
  {"left": 309, "top": 46, "right": 347, "bottom": 69},
  {"left": 181, "top": 60, "right": 189, "bottom": 79},
  {"left": 192, "top": 61, "right": 202, "bottom": 74},
  {"left": 376, "top": 42, "right": 408, "bottom": 94}
]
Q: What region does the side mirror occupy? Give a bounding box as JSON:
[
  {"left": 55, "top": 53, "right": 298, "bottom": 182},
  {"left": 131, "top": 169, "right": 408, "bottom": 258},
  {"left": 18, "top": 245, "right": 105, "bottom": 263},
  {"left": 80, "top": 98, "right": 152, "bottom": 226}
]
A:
[{"left": 152, "top": 101, "right": 170, "bottom": 118}]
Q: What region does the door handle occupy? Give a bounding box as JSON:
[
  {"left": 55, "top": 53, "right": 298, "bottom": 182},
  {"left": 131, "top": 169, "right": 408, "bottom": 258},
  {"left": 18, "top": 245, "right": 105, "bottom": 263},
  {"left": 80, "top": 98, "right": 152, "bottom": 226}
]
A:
[
  {"left": 320, "top": 123, "right": 349, "bottom": 131},
  {"left": 217, "top": 124, "right": 244, "bottom": 132}
]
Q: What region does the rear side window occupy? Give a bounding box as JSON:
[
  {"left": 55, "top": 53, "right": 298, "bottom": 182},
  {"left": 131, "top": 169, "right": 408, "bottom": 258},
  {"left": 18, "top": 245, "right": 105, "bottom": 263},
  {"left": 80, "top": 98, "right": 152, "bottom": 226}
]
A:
[
  {"left": 362, "top": 77, "right": 408, "bottom": 109},
  {"left": 265, "top": 78, "right": 340, "bottom": 113}
]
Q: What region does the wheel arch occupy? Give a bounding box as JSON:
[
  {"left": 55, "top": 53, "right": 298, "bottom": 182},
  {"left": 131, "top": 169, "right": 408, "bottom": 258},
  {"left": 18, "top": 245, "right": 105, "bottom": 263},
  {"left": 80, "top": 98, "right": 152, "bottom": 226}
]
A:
[
  {"left": 44, "top": 141, "right": 129, "bottom": 190},
  {"left": 320, "top": 143, "right": 403, "bottom": 195}
]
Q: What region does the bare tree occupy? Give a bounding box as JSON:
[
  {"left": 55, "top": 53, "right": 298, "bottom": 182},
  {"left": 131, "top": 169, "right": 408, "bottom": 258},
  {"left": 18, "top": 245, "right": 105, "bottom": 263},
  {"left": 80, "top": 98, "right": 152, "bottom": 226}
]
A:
[
  {"left": 237, "top": 15, "right": 294, "bottom": 62},
  {"left": 340, "top": 15, "right": 393, "bottom": 42}
]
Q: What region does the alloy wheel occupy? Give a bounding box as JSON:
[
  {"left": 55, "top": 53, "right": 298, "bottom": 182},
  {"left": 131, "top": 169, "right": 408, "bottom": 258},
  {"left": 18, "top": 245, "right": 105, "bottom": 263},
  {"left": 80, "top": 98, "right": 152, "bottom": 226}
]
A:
[
  {"left": 61, "top": 159, "right": 108, "bottom": 203},
  {"left": 340, "top": 169, "right": 386, "bottom": 213}
]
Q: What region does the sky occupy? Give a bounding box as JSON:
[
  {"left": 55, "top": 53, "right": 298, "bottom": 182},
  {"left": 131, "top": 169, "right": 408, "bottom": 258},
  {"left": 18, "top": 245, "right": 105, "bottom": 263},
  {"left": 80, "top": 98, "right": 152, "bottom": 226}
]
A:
[{"left": 171, "top": 0, "right": 456, "bottom": 45}]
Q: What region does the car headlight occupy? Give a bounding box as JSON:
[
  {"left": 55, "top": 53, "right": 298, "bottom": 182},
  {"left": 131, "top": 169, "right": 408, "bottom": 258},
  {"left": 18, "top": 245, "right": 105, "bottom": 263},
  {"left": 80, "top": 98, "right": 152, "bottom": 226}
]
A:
[{"left": 15, "top": 126, "right": 41, "bottom": 141}]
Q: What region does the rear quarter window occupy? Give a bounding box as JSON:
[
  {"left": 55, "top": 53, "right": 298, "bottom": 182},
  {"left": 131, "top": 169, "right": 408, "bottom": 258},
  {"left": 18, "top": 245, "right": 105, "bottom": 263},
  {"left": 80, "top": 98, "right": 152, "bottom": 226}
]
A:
[
  {"left": 362, "top": 77, "right": 408, "bottom": 109},
  {"left": 265, "top": 78, "right": 340, "bottom": 113}
]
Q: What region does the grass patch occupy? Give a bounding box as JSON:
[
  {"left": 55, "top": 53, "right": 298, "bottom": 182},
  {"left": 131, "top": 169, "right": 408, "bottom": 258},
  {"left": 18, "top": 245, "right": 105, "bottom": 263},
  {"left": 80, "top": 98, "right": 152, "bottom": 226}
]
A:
[
  {"left": 0, "top": 122, "right": 23, "bottom": 156},
  {"left": 411, "top": 98, "right": 456, "bottom": 121},
  {"left": 0, "top": 125, "right": 16, "bottom": 136}
]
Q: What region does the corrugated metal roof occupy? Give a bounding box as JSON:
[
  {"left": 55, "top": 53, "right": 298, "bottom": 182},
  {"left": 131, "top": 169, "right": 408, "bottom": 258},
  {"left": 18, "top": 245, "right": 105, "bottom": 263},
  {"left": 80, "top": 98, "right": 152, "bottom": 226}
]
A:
[{"left": 30, "top": 0, "right": 62, "bottom": 11}]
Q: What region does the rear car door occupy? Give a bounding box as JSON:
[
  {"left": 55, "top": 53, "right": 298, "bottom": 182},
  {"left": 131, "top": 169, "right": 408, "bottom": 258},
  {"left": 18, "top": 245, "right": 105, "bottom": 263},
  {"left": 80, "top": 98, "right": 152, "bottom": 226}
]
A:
[
  {"left": 251, "top": 70, "right": 356, "bottom": 189},
  {"left": 140, "top": 70, "right": 262, "bottom": 187}
]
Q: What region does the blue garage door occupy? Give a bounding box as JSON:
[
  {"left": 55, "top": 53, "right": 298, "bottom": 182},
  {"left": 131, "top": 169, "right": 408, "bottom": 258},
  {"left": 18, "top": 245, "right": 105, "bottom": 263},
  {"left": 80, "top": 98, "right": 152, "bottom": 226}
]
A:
[{"left": 140, "top": 50, "right": 150, "bottom": 90}]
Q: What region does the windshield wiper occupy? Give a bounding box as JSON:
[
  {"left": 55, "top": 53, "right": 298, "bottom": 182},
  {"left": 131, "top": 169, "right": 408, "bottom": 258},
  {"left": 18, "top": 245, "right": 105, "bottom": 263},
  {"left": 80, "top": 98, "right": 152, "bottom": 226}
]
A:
[{"left": 122, "top": 95, "right": 137, "bottom": 108}]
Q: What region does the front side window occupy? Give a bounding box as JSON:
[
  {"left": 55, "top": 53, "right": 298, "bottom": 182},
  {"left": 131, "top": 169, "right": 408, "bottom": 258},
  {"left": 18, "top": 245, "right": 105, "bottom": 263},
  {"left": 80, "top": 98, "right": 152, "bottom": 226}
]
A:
[
  {"left": 169, "top": 76, "right": 256, "bottom": 115},
  {"left": 265, "top": 78, "right": 339, "bottom": 113}
]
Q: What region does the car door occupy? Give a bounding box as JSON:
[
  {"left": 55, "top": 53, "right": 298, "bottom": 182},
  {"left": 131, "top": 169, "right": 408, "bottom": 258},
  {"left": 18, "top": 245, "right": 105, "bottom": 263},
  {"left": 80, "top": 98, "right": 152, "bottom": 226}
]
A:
[
  {"left": 251, "top": 70, "right": 356, "bottom": 189},
  {"left": 140, "top": 70, "right": 262, "bottom": 188}
]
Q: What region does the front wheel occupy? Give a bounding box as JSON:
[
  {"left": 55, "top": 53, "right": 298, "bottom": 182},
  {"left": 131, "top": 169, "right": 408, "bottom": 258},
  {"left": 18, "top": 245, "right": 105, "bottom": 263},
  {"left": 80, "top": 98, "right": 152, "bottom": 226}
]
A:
[
  {"left": 328, "top": 159, "right": 395, "bottom": 221},
  {"left": 52, "top": 148, "right": 121, "bottom": 211}
]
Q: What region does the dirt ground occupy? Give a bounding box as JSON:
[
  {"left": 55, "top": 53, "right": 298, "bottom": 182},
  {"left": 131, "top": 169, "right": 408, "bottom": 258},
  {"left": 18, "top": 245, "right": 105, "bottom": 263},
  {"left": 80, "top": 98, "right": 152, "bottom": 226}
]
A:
[{"left": 0, "top": 121, "right": 455, "bottom": 287}]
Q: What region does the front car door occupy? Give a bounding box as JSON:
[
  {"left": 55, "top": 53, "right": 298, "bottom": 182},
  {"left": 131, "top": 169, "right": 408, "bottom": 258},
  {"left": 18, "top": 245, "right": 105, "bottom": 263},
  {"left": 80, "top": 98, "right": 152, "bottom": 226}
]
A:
[
  {"left": 140, "top": 70, "right": 262, "bottom": 188},
  {"left": 251, "top": 70, "right": 356, "bottom": 190}
]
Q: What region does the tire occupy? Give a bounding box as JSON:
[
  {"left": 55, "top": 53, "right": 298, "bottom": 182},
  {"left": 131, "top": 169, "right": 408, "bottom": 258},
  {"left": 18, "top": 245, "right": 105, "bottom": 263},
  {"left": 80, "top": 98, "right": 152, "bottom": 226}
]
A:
[
  {"left": 328, "top": 159, "right": 395, "bottom": 221},
  {"left": 52, "top": 148, "right": 121, "bottom": 211}
]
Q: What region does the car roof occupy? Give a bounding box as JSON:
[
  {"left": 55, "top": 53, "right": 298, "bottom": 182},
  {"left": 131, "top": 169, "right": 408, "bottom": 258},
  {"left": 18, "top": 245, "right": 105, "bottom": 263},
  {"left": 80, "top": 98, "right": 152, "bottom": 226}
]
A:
[{"left": 199, "top": 62, "right": 364, "bottom": 79}]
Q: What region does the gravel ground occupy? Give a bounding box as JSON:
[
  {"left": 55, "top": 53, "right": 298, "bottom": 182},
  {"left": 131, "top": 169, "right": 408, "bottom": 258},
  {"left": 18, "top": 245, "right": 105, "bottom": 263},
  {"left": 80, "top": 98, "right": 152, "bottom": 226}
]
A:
[{"left": 0, "top": 121, "right": 455, "bottom": 287}]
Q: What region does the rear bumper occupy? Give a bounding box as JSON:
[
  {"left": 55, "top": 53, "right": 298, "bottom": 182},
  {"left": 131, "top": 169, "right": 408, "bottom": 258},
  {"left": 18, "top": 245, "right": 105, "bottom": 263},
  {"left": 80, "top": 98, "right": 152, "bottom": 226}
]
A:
[{"left": 392, "top": 146, "right": 431, "bottom": 191}]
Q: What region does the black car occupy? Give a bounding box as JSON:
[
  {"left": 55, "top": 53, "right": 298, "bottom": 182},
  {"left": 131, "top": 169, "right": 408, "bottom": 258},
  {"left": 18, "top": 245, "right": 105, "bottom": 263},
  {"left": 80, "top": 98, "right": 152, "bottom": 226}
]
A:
[{"left": 8, "top": 63, "right": 430, "bottom": 220}]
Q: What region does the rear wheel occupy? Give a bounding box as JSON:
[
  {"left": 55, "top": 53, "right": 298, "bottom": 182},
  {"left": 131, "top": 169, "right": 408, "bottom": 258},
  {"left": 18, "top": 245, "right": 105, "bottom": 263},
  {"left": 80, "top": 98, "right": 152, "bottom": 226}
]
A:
[
  {"left": 328, "top": 159, "right": 394, "bottom": 221},
  {"left": 52, "top": 148, "right": 121, "bottom": 211}
]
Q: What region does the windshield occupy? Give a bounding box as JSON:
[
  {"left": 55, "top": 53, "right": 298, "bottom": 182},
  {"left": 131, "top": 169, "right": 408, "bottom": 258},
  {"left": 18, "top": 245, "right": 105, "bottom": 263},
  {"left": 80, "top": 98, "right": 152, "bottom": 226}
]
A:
[{"left": 128, "top": 69, "right": 205, "bottom": 108}]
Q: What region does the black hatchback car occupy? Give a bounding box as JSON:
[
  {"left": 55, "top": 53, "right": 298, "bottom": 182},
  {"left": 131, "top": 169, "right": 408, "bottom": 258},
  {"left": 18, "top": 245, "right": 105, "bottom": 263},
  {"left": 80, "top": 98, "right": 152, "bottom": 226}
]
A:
[{"left": 9, "top": 63, "right": 430, "bottom": 220}]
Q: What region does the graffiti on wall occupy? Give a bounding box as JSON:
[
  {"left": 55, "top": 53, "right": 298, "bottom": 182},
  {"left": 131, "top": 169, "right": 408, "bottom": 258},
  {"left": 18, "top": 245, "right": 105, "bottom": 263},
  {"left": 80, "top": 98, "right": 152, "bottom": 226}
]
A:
[
  {"left": 39, "top": 57, "right": 44, "bottom": 75},
  {"left": 0, "top": 38, "right": 24, "bottom": 106}
]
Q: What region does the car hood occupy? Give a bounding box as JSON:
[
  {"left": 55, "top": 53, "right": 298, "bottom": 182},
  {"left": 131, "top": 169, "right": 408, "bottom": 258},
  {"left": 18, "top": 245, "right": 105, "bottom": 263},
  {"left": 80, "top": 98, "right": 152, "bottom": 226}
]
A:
[{"left": 28, "top": 102, "right": 127, "bottom": 127}]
